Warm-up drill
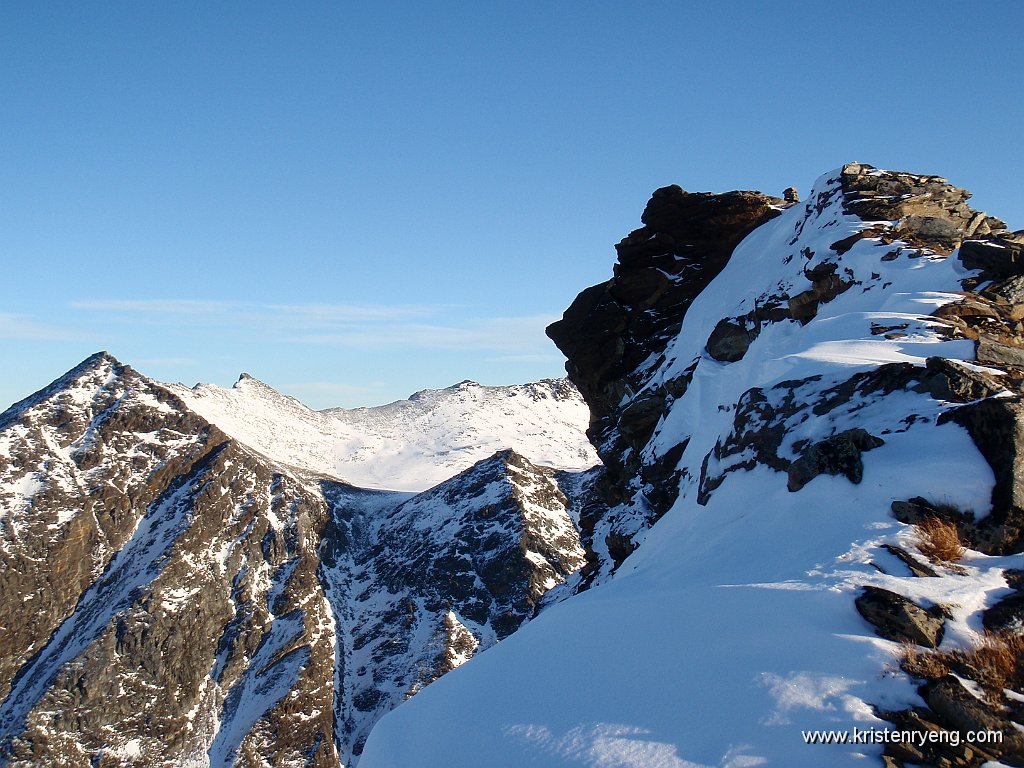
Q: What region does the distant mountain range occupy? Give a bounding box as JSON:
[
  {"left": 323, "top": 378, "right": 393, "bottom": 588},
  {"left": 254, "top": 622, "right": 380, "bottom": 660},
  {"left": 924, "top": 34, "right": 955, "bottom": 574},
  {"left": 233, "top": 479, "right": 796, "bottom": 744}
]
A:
[{"left": 168, "top": 373, "right": 596, "bottom": 492}]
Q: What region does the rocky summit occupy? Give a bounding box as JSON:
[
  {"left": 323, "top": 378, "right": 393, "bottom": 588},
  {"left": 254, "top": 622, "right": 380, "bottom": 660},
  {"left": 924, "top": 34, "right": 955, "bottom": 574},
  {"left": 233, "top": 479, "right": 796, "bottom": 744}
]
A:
[{"left": 3, "top": 164, "right": 1024, "bottom": 768}]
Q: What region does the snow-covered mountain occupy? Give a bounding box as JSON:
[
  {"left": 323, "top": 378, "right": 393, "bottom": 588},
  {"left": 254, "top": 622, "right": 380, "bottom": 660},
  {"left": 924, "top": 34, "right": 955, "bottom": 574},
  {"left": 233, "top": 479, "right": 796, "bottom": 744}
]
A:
[
  {"left": 168, "top": 376, "right": 596, "bottom": 491},
  {"left": 0, "top": 358, "right": 598, "bottom": 766},
  {"left": 3, "top": 163, "right": 1023, "bottom": 768},
  {"left": 359, "top": 165, "right": 1024, "bottom": 768}
]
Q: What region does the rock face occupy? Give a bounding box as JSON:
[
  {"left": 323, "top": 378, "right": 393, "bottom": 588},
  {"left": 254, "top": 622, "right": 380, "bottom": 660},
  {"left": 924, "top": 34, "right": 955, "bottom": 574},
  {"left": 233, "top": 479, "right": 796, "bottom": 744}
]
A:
[
  {"left": 546, "top": 185, "right": 787, "bottom": 578},
  {"left": 0, "top": 356, "right": 594, "bottom": 766},
  {"left": 854, "top": 586, "right": 945, "bottom": 648},
  {"left": 838, "top": 161, "right": 1007, "bottom": 253},
  {"left": 547, "top": 186, "right": 786, "bottom": 422}
]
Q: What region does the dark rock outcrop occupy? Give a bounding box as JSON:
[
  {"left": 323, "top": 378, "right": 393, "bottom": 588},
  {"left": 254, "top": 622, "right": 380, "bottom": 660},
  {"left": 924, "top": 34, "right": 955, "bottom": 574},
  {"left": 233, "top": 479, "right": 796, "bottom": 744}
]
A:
[
  {"left": 983, "top": 584, "right": 1024, "bottom": 634},
  {"left": 786, "top": 428, "right": 885, "bottom": 492},
  {"left": 959, "top": 235, "right": 1024, "bottom": 281},
  {"left": 787, "top": 261, "right": 854, "bottom": 324},
  {"left": 855, "top": 586, "right": 945, "bottom": 648},
  {"left": 548, "top": 185, "right": 785, "bottom": 422},
  {"left": 939, "top": 397, "right": 1024, "bottom": 554}
]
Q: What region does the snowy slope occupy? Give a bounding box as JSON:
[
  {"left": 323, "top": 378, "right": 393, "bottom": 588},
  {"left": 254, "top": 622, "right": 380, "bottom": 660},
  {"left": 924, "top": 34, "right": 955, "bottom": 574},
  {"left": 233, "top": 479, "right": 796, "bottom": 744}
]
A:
[
  {"left": 169, "top": 376, "right": 597, "bottom": 491},
  {"left": 358, "top": 167, "right": 1022, "bottom": 767}
]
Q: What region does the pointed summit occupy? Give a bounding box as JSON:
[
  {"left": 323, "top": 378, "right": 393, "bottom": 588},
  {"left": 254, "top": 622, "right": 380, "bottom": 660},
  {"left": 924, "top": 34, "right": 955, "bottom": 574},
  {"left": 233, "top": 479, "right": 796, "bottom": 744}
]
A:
[
  {"left": 0, "top": 351, "right": 132, "bottom": 424},
  {"left": 61, "top": 350, "right": 125, "bottom": 380},
  {"left": 232, "top": 371, "right": 279, "bottom": 392}
]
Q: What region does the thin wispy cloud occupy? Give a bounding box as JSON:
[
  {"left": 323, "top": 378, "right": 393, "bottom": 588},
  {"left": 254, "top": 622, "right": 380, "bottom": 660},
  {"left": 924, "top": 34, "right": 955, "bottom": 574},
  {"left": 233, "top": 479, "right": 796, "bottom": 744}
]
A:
[
  {"left": 68, "top": 299, "right": 558, "bottom": 353},
  {"left": 265, "top": 303, "right": 437, "bottom": 325},
  {"left": 70, "top": 299, "right": 442, "bottom": 329},
  {"left": 70, "top": 299, "right": 233, "bottom": 315},
  {"left": 293, "top": 315, "right": 560, "bottom": 351},
  {"left": 0, "top": 312, "right": 78, "bottom": 341},
  {"left": 485, "top": 353, "right": 563, "bottom": 363}
]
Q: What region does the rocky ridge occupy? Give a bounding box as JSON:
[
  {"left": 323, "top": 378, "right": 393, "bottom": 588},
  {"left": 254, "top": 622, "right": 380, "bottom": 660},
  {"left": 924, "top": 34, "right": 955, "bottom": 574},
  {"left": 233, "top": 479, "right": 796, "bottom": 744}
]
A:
[
  {"left": 545, "top": 163, "right": 1024, "bottom": 767},
  {"left": 354, "top": 164, "right": 1022, "bottom": 767}
]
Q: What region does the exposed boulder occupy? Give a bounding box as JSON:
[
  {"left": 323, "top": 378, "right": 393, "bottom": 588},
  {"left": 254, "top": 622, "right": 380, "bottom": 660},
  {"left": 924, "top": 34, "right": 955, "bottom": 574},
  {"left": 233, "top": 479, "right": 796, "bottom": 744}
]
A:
[
  {"left": 786, "top": 428, "right": 885, "bottom": 492},
  {"left": 939, "top": 397, "right": 1024, "bottom": 553},
  {"left": 880, "top": 544, "right": 940, "bottom": 578},
  {"left": 921, "top": 356, "right": 1006, "bottom": 402},
  {"left": 977, "top": 334, "right": 1024, "bottom": 368},
  {"left": 706, "top": 317, "right": 759, "bottom": 362},
  {"left": 787, "top": 261, "right": 854, "bottom": 324},
  {"left": 855, "top": 586, "right": 945, "bottom": 648}
]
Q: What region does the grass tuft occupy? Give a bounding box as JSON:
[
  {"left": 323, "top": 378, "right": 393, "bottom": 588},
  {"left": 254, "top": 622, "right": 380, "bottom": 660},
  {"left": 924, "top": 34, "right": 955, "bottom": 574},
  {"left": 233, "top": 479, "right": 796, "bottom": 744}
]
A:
[{"left": 915, "top": 516, "right": 966, "bottom": 563}]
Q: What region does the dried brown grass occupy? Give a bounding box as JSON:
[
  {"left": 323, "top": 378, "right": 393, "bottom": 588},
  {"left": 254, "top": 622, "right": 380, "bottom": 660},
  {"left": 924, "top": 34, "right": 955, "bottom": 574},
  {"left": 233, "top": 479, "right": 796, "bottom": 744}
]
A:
[
  {"left": 960, "top": 631, "right": 1024, "bottom": 695},
  {"left": 915, "top": 516, "right": 966, "bottom": 563},
  {"left": 900, "top": 642, "right": 950, "bottom": 681},
  {"left": 900, "top": 631, "right": 1024, "bottom": 702}
]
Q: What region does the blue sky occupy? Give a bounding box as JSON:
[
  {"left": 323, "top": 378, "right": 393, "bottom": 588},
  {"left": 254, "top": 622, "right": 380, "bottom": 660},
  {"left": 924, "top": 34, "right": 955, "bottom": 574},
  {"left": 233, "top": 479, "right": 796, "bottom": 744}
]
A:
[{"left": 2, "top": 2, "right": 1021, "bottom": 409}]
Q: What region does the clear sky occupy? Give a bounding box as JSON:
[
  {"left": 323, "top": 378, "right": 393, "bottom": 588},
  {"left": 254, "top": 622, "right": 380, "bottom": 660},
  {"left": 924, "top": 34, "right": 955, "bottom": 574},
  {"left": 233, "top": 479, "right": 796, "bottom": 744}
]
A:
[{"left": 2, "top": 1, "right": 1021, "bottom": 409}]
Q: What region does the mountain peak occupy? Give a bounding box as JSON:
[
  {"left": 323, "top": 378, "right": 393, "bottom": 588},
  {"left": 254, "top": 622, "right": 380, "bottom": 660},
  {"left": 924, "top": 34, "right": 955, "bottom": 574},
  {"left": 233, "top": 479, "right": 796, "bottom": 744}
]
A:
[
  {"left": 80, "top": 350, "right": 121, "bottom": 367},
  {"left": 233, "top": 371, "right": 272, "bottom": 388},
  {"left": 0, "top": 351, "right": 132, "bottom": 425},
  {"left": 62, "top": 350, "right": 125, "bottom": 381}
]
